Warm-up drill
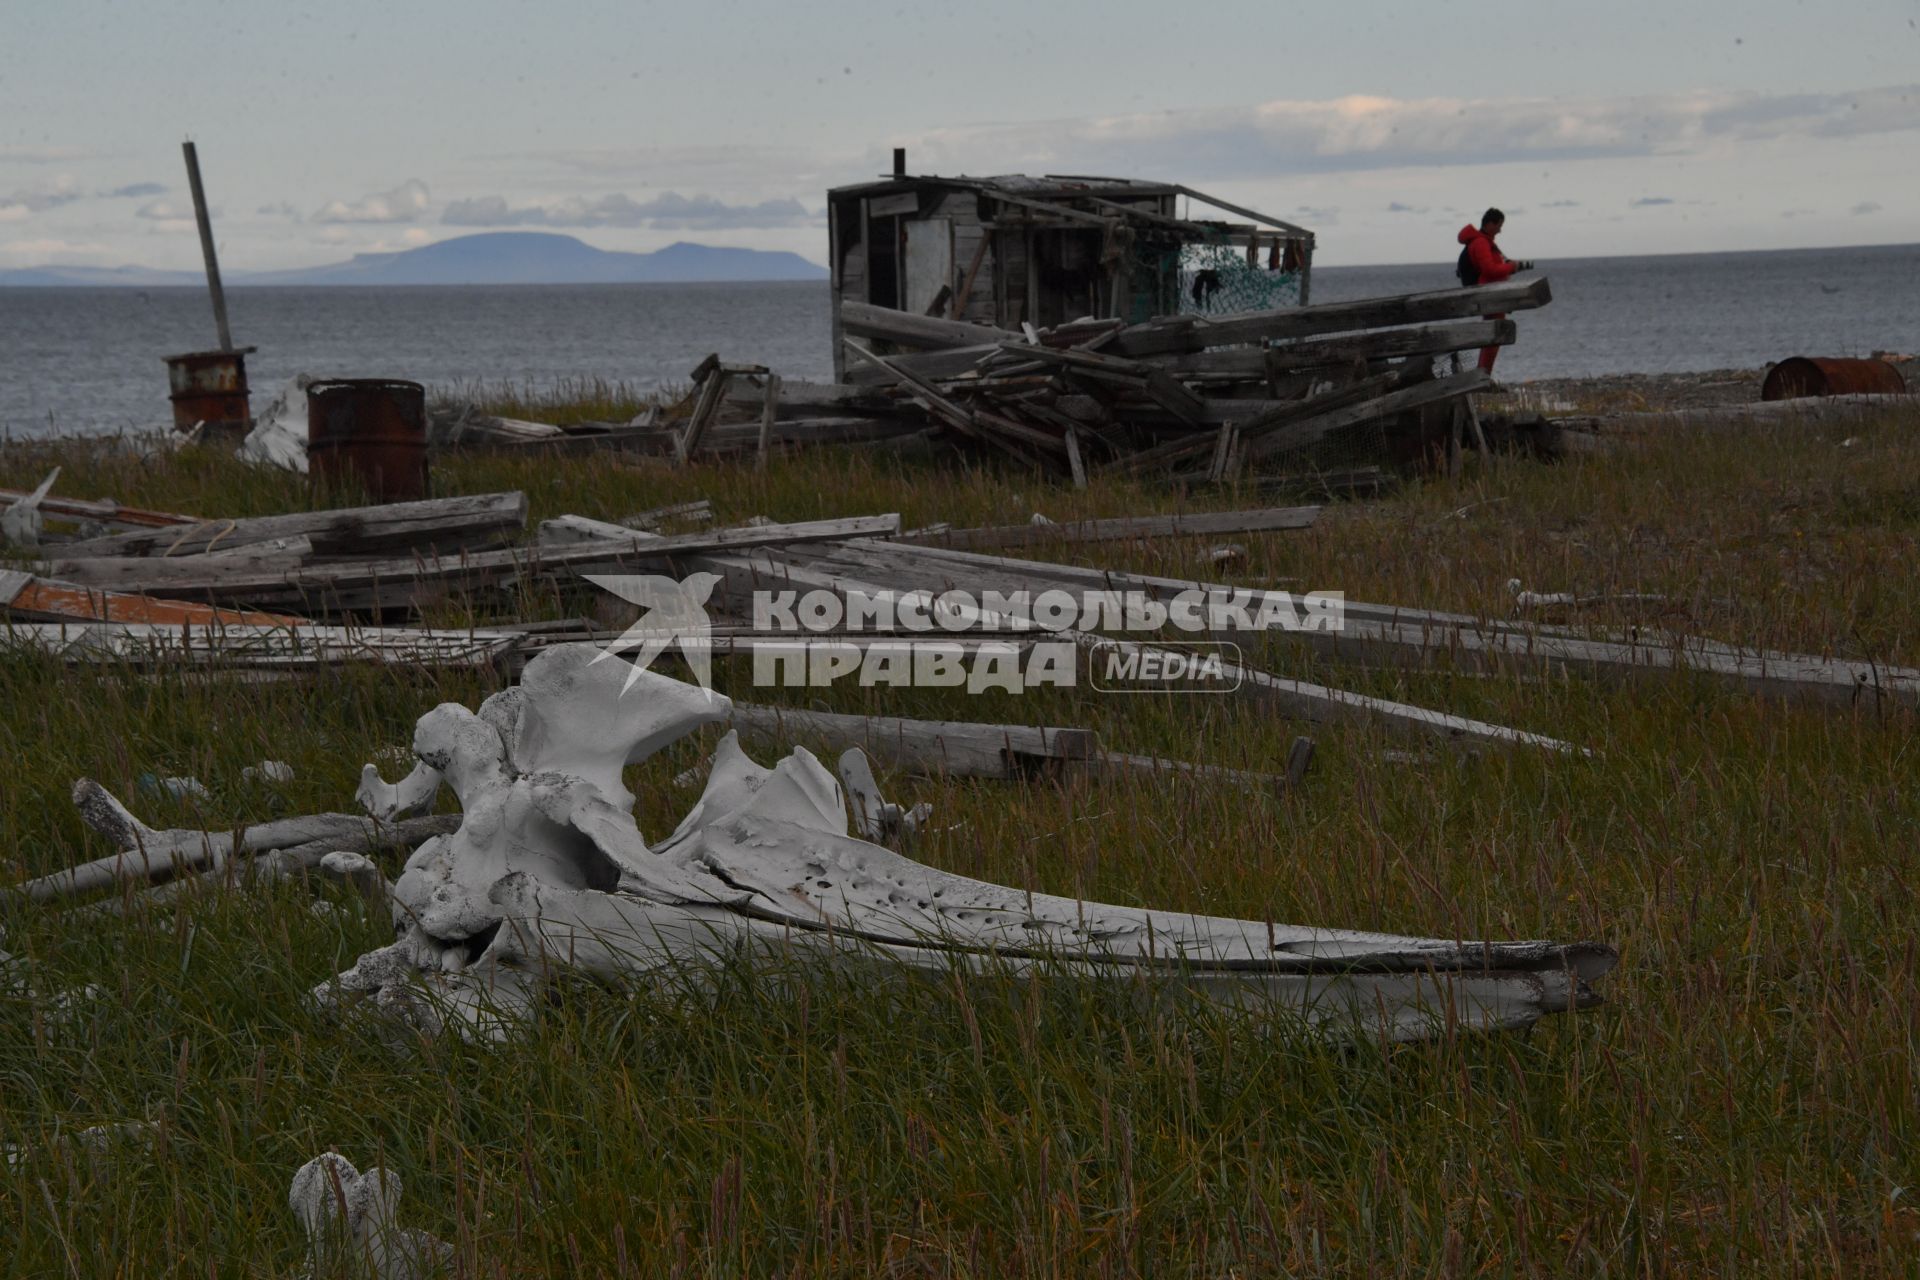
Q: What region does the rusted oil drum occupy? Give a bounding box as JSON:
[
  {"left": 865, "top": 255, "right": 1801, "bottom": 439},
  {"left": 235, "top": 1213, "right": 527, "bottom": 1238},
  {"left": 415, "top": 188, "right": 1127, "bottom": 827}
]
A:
[
  {"left": 306, "top": 379, "right": 429, "bottom": 503},
  {"left": 163, "top": 347, "right": 253, "bottom": 439},
  {"left": 1761, "top": 357, "right": 1907, "bottom": 401}
]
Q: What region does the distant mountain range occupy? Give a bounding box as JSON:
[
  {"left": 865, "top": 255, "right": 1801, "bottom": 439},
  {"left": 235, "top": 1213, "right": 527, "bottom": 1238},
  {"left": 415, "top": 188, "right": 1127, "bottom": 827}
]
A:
[{"left": 0, "top": 233, "right": 827, "bottom": 287}]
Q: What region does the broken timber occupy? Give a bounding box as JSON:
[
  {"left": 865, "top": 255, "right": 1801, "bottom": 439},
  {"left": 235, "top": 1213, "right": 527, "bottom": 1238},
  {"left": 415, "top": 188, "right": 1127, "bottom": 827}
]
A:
[
  {"left": 41, "top": 514, "right": 903, "bottom": 613},
  {"left": 895, "top": 505, "right": 1320, "bottom": 551},
  {"left": 56, "top": 491, "right": 527, "bottom": 559}
]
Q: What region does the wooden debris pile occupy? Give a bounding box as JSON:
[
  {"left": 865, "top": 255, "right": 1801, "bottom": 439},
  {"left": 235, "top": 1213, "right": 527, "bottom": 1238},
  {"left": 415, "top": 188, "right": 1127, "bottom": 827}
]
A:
[
  {"left": 830, "top": 276, "right": 1550, "bottom": 485},
  {"left": 419, "top": 279, "right": 1550, "bottom": 480},
  {"left": 0, "top": 480, "right": 902, "bottom": 656}
]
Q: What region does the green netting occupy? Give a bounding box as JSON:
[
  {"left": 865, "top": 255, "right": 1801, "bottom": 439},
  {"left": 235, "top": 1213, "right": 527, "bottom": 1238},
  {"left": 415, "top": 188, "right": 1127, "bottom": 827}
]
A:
[
  {"left": 1124, "top": 236, "right": 1308, "bottom": 323},
  {"left": 1177, "top": 241, "right": 1306, "bottom": 316}
]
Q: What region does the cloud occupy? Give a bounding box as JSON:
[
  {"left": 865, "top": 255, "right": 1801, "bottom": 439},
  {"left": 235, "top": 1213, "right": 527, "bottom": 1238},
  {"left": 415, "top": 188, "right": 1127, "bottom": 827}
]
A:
[
  {"left": 257, "top": 201, "right": 303, "bottom": 220},
  {"left": 136, "top": 199, "right": 186, "bottom": 220},
  {"left": 1630, "top": 196, "right": 1675, "bottom": 207},
  {"left": 1, "top": 237, "right": 112, "bottom": 259},
  {"left": 440, "top": 190, "right": 818, "bottom": 230},
  {"left": 892, "top": 82, "right": 1920, "bottom": 181},
  {"left": 1541, "top": 199, "right": 1582, "bottom": 208},
  {"left": 0, "top": 146, "right": 89, "bottom": 164},
  {"left": 313, "top": 179, "right": 430, "bottom": 224},
  {"left": 0, "top": 176, "right": 83, "bottom": 220},
  {"left": 1384, "top": 201, "right": 1427, "bottom": 214},
  {"left": 1851, "top": 201, "right": 1883, "bottom": 215},
  {"left": 101, "top": 182, "right": 166, "bottom": 199}
]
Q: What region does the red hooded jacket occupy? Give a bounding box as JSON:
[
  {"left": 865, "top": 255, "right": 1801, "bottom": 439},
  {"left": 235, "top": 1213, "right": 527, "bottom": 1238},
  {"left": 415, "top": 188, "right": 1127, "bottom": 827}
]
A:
[{"left": 1458, "top": 223, "right": 1516, "bottom": 286}]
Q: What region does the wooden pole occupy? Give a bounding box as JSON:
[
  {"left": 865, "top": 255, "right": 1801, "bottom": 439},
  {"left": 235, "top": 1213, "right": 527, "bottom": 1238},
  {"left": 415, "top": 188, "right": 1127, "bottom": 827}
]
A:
[
  {"left": 181, "top": 140, "right": 234, "bottom": 352},
  {"left": 756, "top": 373, "right": 780, "bottom": 471}
]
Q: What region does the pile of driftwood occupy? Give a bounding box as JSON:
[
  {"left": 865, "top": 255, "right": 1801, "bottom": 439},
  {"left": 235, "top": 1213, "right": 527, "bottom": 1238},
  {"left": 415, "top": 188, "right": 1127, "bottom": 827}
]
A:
[
  {"left": 427, "top": 279, "right": 1552, "bottom": 482},
  {"left": 7, "top": 469, "right": 1916, "bottom": 753}
]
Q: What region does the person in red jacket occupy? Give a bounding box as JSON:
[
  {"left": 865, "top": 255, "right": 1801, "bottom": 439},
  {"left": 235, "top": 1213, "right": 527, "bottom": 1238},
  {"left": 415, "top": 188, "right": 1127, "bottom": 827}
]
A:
[{"left": 1456, "top": 208, "right": 1532, "bottom": 375}]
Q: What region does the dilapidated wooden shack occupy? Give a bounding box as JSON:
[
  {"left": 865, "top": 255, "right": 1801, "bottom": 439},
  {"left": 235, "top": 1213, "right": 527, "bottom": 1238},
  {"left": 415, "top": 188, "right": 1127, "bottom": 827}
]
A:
[{"left": 827, "top": 166, "right": 1314, "bottom": 381}]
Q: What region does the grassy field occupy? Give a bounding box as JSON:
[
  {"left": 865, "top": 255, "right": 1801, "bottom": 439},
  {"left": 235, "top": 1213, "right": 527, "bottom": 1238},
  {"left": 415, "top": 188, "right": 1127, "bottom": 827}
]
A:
[{"left": 3, "top": 403, "right": 1918, "bottom": 1276}]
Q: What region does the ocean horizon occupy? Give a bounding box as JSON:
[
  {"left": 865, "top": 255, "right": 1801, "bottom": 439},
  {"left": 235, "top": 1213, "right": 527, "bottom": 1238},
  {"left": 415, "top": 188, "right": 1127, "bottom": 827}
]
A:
[{"left": 3, "top": 240, "right": 1914, "bottom": 437}]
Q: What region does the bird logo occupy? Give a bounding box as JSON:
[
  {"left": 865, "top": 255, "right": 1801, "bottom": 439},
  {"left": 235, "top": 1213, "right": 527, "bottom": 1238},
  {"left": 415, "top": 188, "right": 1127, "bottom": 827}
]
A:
[{"left": 581, "top": 571, "right": 723, "bottom": 693}]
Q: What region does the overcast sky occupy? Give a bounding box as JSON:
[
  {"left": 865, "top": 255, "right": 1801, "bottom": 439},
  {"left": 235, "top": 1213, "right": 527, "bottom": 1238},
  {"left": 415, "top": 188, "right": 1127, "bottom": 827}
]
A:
[{"left": 4, "top": 0, "right": 1917, "bottom": 271}]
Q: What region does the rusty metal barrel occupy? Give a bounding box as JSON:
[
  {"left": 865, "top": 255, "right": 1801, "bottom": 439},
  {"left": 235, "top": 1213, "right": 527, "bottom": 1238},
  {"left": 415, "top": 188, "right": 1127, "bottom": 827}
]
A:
[
  {"left": 306, "top": 379, "right": 430, "bottom": 503},
  {"left": 1761, "top": 357, "right": 1907, "bottom": 401},
  {"left": 163, "top": 347, "right": 254, "bottom": 440}
]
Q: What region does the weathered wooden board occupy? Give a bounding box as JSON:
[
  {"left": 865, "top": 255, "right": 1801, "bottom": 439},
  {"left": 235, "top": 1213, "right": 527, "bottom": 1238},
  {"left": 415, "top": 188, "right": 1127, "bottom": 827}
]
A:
[
  {"left": 0, "top": 488, "right": 196, "bottom": 530},
  {"left": 891, "top": 505, "right": 1320, "bottom": 551},
  {"left": 0, "top": 570, "right": 301, "bottom": 627},
  {"left": 849, "top": 540, "right": 1920, "bottom": 711},
  {"left": 731, "top": 703, "right": 1094, "bottom": 779},
  {"left": 43, "top": 515, "right": 904, "bottom": 611},
  {"left": 1109, "top": 277, "right": 1552, "bottom": 356},
  {"left": 56, "top": 492, "right": 528, "bottom": 559},
  {"left": 0, "top": 620, "right": 521, "bottom": 669},
  {"left": 841, "top": 300, "right": 1016, "bottom": 351}
]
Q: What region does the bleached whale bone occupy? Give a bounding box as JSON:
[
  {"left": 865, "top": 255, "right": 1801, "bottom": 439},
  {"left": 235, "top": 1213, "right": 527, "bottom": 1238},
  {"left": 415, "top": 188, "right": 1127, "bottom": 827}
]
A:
[
  {"left": 321, "top": 644, "right": 1615, "bottom": 1043},
  {"left": 289, "top": 1152, "right": 451, "bottom": 1279}
]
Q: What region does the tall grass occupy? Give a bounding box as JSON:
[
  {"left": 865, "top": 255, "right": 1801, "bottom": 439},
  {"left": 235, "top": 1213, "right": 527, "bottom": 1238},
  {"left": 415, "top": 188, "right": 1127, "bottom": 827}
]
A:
[{"left": 2, "top": 409, "right": 1918, "bottom": 1274}]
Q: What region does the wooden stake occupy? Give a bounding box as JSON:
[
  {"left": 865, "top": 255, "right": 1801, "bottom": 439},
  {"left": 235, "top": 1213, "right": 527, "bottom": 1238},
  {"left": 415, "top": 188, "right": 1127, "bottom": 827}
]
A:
[
  {"left": 756, "top": 374, "right": 780, "bottom": 472},
  {"left": 181, "top": 141, "right": 234, "bottom": 352}
]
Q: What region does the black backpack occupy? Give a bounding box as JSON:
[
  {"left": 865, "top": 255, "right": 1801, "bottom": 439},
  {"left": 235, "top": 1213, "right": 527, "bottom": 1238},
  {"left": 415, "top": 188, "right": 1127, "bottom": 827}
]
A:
[{"left": 1455, "top": 244, "right": 1478, "bottom": 287}]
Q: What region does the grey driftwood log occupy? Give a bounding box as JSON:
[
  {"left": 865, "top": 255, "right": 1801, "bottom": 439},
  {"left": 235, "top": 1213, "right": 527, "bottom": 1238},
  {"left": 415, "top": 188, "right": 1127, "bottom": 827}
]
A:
[{"left": 316, "top": 644, "right": 1614, "bottom": 1043}]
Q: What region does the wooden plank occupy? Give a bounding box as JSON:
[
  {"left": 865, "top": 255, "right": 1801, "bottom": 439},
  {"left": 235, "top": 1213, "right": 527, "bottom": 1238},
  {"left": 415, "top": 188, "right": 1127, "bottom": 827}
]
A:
[
  {"left": 1063, "top": 425, "right": 1087, "bottom": 490},
  {"left": 756, "top": 373, "right": 780, "bottom": 471},
  {"left": 731, "top": 703, "right": 1094, "bottom": 780},
  {"left": 675, "top": 367, "right": 730, "bottom": 464},
  {"left": 43, "top": 515, "right": 904, "bottom": 610},
  {"left": 0, "top": 621, "right": 520, "bottom": 669},
  {"left": 1111, "top": 278, "right": 1552, "bottom": 357},
  {"left": 0, "top": 489, "right": 195, "bottom": 530},
  {"left": 57, "top": 491, "right": 528, "bottom": 559},
  {"left": 860, "top": 541, "right": 1920, "bottom": 712},
  {"left": 1077, "top": 637, "right": 1585, "bottom": 753},
  {"left": 893, "top": 505, "right": 1319, "bottom": 551},
  {"left": 1172, "top": 184, "right": 1314, "bottom": 238},
  {"left": 1239, "top": 369, "right": 1490, "bottom": 462},
  {"left": 951, "top": 234, "right": 993, "bottom": 318},
  {"left": 1073, "top": 746, "right": 1307, "bottom": 795},
  {"left": 2, "top": 573, "right": 301, "bottom": 626},
  {"left": 841, "top": 339, "right": 988, "bottom": 441},
  {"left": 718, "top": 543, "right": 1582, "bottom": 754},
  {"left": 840, "top": 300, "right": 1017, "bottom": 352}
]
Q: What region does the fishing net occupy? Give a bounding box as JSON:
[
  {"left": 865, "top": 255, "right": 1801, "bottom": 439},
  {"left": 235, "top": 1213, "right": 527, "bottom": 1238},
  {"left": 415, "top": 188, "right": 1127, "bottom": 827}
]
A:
[
  {"left": 1123, "top": 235, "right": 1309, "bottom": 324},
  {"left": 1177, "top": 240, "right": 1307, "bottom": 316}
]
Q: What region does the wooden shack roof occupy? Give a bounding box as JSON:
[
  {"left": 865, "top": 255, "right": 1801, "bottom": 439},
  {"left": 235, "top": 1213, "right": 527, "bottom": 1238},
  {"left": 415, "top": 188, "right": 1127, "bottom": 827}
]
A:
[{"left": 827, "top": 173, "right": 1314, "bottom": 242}]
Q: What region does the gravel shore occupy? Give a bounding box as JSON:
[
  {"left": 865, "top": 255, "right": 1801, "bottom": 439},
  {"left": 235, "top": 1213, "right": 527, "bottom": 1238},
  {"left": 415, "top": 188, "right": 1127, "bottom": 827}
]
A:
[{"left": 1490, "top": 354, "right": 1916, "bottom": 415}]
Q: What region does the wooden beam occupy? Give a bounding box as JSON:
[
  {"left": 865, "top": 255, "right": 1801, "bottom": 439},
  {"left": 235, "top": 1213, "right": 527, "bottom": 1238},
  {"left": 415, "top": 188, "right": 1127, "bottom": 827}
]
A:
[
  {"left": 1110, "top": 277, "right": 1552, "bottom": 357},
  {"left": 0, "top": 570, "right": 300, "bottom": 627},
  {"left": 43, "top": 515, "right": 904, "bottom": 611},
  {"left": 675, "top": 365, "right": 730, "bottom": 464},
  {"left": 840, "top": 300, "right": 1016, "bottom": 352},
  {"left": 0, "top": 620, "right": 521, "bottom": 670},
  {"left": 756, "top": 373, "right": 781, "bottom": 471},
  {"left": 951, "top": 235, "right": 992, "bottom": 319},
  {"left": 181, "top": 141, "right": 234, "bottom": 352},
  {"left": 893, "top": 505, "right": 1320, "bottom": 551},
  {"left": 1171, "top": 184, "right": 1314, "bottom": 238},
  {"left": 730, "top": 703, "right": 1093, "bottom": 780},
  {"left": 57, "top": 491, "right": 528, "bottom": 559},
  {"left": 0, "top": 489, "right": 195, "bottom": 530},
  {"left": 1239, "top": 369, "right": 1491, "bottom": 461}
]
